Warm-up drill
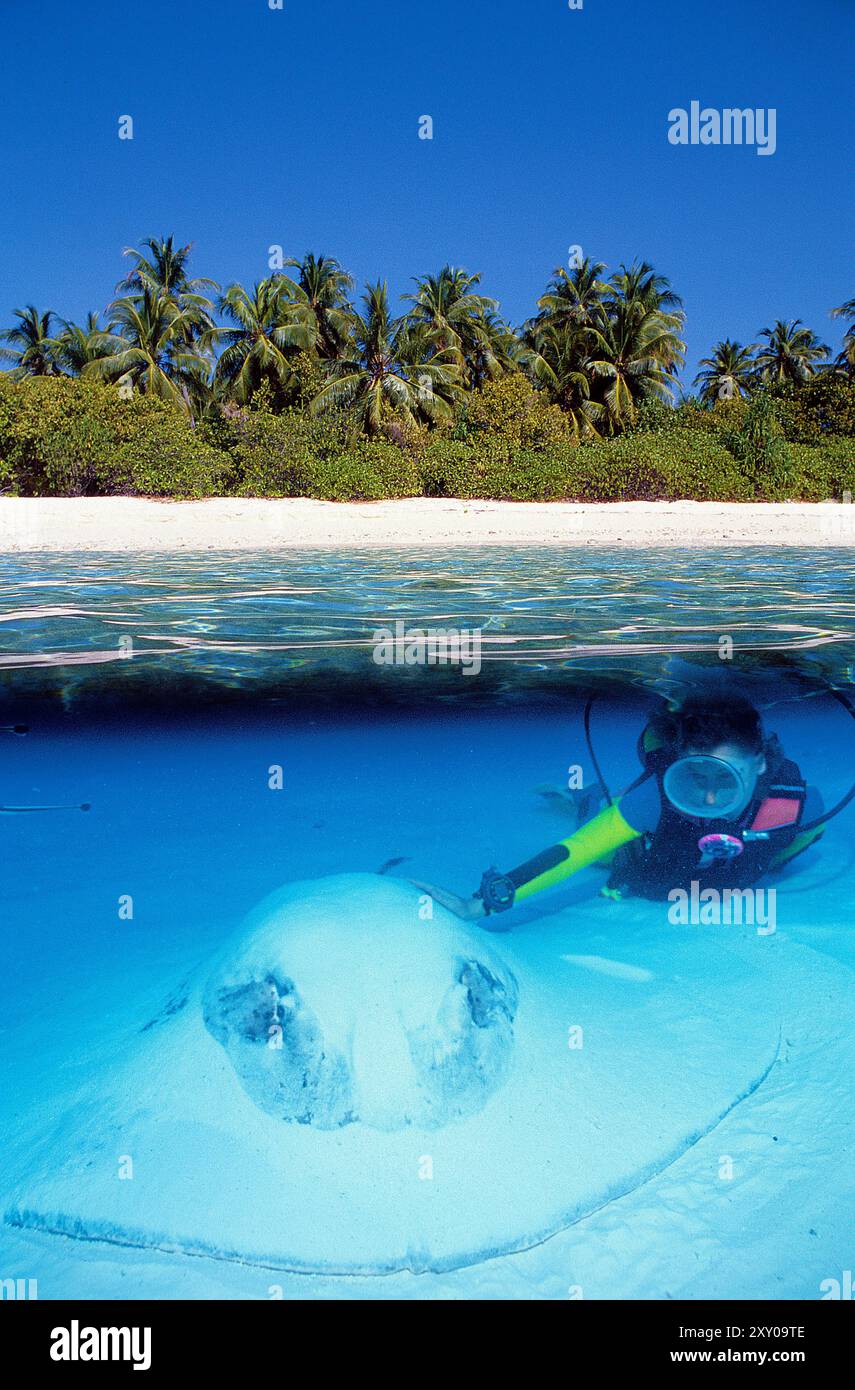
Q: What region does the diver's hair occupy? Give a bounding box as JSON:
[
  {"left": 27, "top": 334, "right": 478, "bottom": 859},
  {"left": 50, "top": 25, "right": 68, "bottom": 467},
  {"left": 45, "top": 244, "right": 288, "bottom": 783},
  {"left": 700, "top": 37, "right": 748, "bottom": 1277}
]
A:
[{"left": 663, "top": 695, "right": 765, "bottom": 757}]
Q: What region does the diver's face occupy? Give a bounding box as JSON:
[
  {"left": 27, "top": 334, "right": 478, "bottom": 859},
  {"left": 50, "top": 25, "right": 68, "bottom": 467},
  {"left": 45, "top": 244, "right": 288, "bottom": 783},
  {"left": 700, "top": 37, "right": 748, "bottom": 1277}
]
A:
[{"left": 683, "top": 742, "right": 766, "bottom": 820}]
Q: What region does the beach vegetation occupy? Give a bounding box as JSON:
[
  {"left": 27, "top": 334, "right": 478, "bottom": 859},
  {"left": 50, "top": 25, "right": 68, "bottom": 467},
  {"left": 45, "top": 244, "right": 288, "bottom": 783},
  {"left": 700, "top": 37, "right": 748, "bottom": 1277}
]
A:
[{"left": 1, "top": 237, "right": 852, "bottom": 501}]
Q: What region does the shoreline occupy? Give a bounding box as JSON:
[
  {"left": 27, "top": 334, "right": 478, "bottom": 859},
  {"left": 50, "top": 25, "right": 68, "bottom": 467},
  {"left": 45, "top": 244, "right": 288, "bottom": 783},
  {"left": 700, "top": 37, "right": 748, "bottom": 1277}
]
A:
[{"left": 1, "top": 496, "right": 854, "bottom": 551}]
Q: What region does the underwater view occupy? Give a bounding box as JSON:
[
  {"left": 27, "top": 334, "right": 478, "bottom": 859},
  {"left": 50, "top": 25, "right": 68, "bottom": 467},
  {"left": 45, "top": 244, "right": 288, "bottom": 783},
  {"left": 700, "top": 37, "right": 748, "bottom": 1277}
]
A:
[{"left": 2, "top": 545, "right": 854, "bottom": 1300}]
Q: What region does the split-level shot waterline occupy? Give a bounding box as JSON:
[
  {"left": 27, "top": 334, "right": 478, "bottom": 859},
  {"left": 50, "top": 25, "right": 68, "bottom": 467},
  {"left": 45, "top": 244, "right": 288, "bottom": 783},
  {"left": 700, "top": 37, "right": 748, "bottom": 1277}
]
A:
[{"left": 2, "top": 0, "right": 854, "bottom": 1329}]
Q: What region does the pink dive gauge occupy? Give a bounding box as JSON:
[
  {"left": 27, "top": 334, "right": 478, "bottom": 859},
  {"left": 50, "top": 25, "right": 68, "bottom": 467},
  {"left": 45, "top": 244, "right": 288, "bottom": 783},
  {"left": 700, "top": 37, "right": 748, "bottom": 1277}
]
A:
[{"left": 698, "top": 832, "right": 744, "bottom": 861}]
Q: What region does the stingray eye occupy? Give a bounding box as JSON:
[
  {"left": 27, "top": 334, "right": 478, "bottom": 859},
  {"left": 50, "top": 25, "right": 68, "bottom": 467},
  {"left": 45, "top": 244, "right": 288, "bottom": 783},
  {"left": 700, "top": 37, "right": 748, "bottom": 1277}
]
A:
[
  {"left": 458, "top": 959, "right": 517, "bottom": 1028},
  {"left": 205, "top": 976, "right": 294, "bottom": 1046},
  {"left": 203, "top": 973, "right": 354, "bottom": 1130}
]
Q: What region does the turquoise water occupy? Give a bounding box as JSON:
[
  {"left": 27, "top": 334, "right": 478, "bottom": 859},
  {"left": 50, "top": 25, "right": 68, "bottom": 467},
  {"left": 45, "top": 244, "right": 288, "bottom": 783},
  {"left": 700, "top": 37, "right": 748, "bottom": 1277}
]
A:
[
  {"left": 1, "top": 547, "right": 854, "bottom": 1297},
  {"left": 2, "top": 548, "right": 853, "bottom": 709}
]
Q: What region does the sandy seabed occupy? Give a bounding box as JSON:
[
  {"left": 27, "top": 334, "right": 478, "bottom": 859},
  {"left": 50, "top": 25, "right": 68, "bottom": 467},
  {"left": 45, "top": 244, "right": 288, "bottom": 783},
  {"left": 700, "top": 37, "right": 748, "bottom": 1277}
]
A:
[{"left": 1, "top": 496, "right": 854, "bottom": 551}]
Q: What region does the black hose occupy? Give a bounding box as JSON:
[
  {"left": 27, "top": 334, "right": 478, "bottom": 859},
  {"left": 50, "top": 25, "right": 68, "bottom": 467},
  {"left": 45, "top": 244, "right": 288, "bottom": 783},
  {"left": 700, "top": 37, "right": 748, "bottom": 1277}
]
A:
[{"left": 583, "top": 696, "right": 615, "bottom": 804}]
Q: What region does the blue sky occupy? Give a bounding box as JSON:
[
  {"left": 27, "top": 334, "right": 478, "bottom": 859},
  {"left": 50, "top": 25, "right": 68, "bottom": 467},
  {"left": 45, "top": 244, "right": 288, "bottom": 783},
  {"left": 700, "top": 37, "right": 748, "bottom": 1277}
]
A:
[{"left": 0, "top": 0, "right": 851, "bottom": 385}]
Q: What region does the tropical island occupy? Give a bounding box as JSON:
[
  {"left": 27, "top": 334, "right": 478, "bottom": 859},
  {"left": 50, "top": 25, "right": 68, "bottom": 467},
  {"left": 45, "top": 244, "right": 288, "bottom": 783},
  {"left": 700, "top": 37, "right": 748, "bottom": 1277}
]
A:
[{"left": 0, "top": 236, "right": 852, "bottom": 509}]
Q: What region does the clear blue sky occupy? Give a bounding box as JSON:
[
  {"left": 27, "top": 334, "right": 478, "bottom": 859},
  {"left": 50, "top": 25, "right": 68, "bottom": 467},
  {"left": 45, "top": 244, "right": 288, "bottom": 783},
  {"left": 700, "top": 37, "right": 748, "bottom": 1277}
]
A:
[{"left": 1, "top": 0, "right": 851, "bottom": 385}]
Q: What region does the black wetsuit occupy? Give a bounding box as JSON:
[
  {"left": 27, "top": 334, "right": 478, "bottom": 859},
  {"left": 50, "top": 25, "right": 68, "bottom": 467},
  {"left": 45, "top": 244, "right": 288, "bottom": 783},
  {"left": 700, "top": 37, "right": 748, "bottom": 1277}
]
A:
[{"left": 606, "top": 756, "right": 812, "bottom": 901}]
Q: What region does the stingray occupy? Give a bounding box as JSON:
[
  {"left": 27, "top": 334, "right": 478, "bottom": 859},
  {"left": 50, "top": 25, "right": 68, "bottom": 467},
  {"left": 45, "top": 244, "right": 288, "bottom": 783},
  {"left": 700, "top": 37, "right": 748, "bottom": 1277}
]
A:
[{"left": 3, "top": 874, "right": 784, "bottom": 1275}]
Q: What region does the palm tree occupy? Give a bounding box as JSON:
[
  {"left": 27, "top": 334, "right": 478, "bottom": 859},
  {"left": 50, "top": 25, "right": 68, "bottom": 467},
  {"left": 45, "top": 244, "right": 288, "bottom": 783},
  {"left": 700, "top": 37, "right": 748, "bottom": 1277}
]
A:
[
  {"left": 606, "top": 260, "right": 683, "bottom": 315},
  {"left": 521, "top": 323, "right": 602, "bottom": 440},
  {"left": 117, "top": 235, "right": 218, "bottom": 347},
  {"left": 49, "top": 313, "right": 110, "bottom": 376},
  {"left": 118, "top": 235, "right": 218, "bottom": 299},
  {"left": 180, "top": 360, "right": 223, "bottom": 422},
  {"left": 83, "top": 289, "right": 214, "bottom": 412},
  {"left": 282, "top": 253, "right": 354, "bottom": 361},
  {"left": 586, "top": 264, "right": 686, "bottom": 430},
  {"left": 830, "top": 296, "right": 855, "bottom": 374},
  {"left": 0, "top": 306, "right": 59, "bottom": 377},
  {"left": 214, "top": 279, "right": 315, "bottom": 404},
  {"left": 464, "top": 307, "right": 521, "bottom": 388},
  {"left": 693, "top": 339, "right": 757, "bottom": 403},
  {"left": 311, "top": 281, "right": 458, "bottom": 434},
  {"left": 404, "top": 266, "right": 511, "bottom": 387},
  {"left": 586, "top": 299, "right": 686, "bottom": 431},
  {"left": 524, "top": 257, "right": 686, "bottom": 432},
  {"left": 754, "top": 319, "right": 830, "bottom": 385},
  {"left": 527, "top": 257, "right": 609, "bottom": 335}
]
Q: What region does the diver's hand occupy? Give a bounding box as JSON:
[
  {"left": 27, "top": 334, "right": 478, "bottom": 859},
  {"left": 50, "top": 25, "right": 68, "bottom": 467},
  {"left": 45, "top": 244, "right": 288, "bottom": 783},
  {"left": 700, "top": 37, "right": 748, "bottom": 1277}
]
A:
[{"left": 409, "top": 880, "right": 486, "bottom": 922}]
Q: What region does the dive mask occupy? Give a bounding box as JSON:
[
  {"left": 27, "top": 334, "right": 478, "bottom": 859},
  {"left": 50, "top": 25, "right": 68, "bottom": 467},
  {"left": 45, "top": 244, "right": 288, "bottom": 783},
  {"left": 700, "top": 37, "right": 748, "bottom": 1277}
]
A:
[{"left": 663, "top": 754, "right": 748, "bottom": 820}]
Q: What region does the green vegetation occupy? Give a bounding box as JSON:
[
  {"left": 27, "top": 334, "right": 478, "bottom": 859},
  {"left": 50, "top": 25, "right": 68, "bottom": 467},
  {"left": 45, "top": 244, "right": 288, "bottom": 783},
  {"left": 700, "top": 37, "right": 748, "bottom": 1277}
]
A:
[{"left": 0, "top": 237, "right": 852, "bottom": 501}]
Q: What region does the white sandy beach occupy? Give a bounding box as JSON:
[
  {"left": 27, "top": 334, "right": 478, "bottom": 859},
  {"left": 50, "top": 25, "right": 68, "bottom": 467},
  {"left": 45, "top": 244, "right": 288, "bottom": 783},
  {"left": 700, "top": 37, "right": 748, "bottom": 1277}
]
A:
[{"left": 1, "top": 496, "right": 854, "bottom": 550}]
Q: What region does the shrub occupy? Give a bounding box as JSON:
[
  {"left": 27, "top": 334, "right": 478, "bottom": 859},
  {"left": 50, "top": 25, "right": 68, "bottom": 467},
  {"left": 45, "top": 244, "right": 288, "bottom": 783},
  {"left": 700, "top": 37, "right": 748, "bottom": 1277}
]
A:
[
  {"left": 229, "top": 410, "right": 354, "bottom": 496},
  {"left": 460, "top": 374, "right": 571, "bottom": 449},
  {"left": 0, "top": 373, "right": 851, "bottom": 503},
  {"left": 228, "top": 410, "right": 422, "bottom": 499},
  {"left": 785, "top": 438, "right": 855, "bottom": 501},
  {"left": 420, "top": 431, "right": 749, "bottom": 501},
  {"left": 0, "top": 376, "right": 230, "bottom": 497},
  {"left": 568, "top": 433, "right": 751, "bottom": 501},
  {"left": 110, "top": 413, "right": 230, "bottom": 497},
  {"left": 419, "top": 439, "right": 481, "bottom": 500},
  {"left": 299, "top": 440, "right": 422, "bottom": 500},
  {"left": 622, "top": 397, "right": 681, "bottom": 435},
  {"left": 0, "top": 376, "right": 127, "bottom": 494},
  {"left": 722, "top": 393, "right": 797, "bottom": 499},
  {"left": 674, "top": 397, "right": 748, "bottom": 438},
  {"left": 420, "top": 436, "right": 558, "bottom": 500},
  {"left": 771, "top": 374, "right": 855, "bottom": 442}
]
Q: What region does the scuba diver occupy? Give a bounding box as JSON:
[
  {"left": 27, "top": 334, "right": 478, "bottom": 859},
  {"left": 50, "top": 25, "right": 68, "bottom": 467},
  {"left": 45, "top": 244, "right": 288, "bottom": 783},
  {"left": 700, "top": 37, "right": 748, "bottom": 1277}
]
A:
[
  {"left": 421, "top": 691, "right": 854, "bottom": 927},
  {"left": 1, "top": 724, "right": 91, "bottom": 814}
]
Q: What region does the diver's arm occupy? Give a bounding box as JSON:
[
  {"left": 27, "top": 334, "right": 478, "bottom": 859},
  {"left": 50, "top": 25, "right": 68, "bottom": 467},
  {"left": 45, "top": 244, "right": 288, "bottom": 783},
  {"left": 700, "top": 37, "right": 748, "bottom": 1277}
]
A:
[
  {"left": 481, "top": 800, "right": 644, "bottom": 918},
  {"left": 415, "top": 782, "right": 656, "bottom": 926},
  {"left": 478, "top": 778, "right": 660, "bottom": 921}
]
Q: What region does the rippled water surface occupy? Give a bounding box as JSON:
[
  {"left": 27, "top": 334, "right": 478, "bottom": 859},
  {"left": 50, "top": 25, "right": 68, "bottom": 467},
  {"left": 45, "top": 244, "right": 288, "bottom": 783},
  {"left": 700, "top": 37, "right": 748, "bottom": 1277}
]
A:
[{"left": 1, "top": 547, "right": 853, "bottom": 709}]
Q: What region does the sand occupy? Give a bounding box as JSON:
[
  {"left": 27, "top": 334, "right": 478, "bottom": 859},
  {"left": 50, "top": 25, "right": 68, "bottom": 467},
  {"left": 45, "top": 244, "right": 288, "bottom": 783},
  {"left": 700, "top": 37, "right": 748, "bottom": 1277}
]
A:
[{"left": 1, "top": 496, "right": 854, "bottom": 551}]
